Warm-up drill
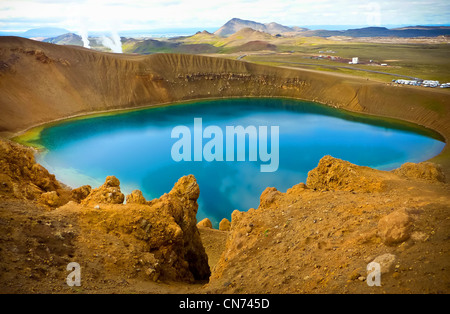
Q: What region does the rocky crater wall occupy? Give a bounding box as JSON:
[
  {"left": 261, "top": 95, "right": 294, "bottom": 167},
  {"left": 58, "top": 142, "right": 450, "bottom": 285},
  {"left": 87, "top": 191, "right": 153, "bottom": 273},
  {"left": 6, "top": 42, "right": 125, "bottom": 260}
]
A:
[{"left": 0, "top": 36, "right": 449, "bottom": 172}]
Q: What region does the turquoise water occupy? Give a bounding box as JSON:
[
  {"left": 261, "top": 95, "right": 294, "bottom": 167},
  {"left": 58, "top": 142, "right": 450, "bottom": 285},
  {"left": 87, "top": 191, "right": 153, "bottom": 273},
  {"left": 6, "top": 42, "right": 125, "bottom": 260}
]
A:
[{"left": 35, "top": 98, "right": 445, "bottom": 227}]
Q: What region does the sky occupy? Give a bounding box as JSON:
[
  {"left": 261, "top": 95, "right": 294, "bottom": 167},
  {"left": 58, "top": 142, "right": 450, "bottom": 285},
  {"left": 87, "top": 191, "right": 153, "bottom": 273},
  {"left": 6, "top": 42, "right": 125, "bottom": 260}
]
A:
[{"left": 0, "top": 0, "right": 449, "bottom": 33}]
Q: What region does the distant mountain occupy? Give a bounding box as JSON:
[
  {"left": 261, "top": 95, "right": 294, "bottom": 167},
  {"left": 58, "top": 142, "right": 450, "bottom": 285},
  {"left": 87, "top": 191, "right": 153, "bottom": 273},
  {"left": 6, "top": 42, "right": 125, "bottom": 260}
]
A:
[
  {"left": 385, "top": 26, "right": 450, "bottom": 37},
  {"left": 224, "top": 28, "right": 274, "bottom": 46},
  {"left": 214, "top": 19, "right": 450, "bottom": 38},
  {"left": 22, "top": 27, "right": 71, "bottom": 38},
  {"left": 291, "top": 26, "right": 309, "bottom": 32},
  {"left": 43, "top": 33, "right": 83, "bottom": 46},
  {"left": 392, "top": 25, "right": 450, "bottom": 30},
  {"left": 195, "top": 30, "right": 213, "bottom": 35},
  {"left": 214, "top": 18, "right": 293, "bottom": 37},
  {"left": 264, "top": 22, "right": 295, "bottom": 35},
  {"left": 301, "top": 26, "right": 450, "bottom": 37}
]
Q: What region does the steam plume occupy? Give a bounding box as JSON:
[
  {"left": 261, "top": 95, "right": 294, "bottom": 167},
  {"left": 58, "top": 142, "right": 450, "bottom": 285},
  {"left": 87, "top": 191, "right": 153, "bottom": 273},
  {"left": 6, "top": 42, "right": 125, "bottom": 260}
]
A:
[
  {"left": 101, "top": 31, "right": 123, "bottom": 53},
  {"left": 80, "top": 29, "right": 90, "bottom": 49}
]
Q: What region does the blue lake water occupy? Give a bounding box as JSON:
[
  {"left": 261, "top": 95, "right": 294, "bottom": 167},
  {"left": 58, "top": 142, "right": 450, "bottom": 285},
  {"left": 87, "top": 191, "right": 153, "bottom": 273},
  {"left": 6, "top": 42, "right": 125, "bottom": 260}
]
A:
[{"left": 35, "top": 98, "right": 445, "bottom": 227}]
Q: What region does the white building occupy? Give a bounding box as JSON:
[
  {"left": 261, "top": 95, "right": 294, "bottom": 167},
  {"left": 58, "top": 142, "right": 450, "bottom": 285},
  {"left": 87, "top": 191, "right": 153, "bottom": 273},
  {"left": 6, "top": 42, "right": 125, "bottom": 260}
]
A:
[{"left": 349, "top": 57, "right": 359, "bottom": 64}]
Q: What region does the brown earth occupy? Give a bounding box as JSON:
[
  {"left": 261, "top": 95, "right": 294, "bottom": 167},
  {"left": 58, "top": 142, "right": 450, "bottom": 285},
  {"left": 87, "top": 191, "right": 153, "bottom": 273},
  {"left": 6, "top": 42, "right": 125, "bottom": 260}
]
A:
[
  {"left": 0, "top": 37, "right": 449, "bottom": 294},
  {"left": 0, "top": 139, "right": 211, "bottom": 292},
  {"left": 206, "top": 156, "right": 450, "bottom": 293}
]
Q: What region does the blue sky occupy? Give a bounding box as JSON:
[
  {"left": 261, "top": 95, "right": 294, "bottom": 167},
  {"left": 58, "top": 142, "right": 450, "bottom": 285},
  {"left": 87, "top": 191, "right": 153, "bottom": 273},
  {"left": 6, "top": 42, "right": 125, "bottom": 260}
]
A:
[{"left": 0, "top": 0, "right": 449, "bottom": 32}]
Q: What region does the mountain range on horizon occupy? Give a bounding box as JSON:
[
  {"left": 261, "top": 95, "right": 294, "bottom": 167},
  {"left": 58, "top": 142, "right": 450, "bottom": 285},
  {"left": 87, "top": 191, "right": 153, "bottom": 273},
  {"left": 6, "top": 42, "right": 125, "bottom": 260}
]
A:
[
  {"left": 1, "top": 18, "right": 450, "bottom": 39},
  {"left": 214, "top": 18, "right": 450, "bottom": 38},
  {"left": 7, "top": 17, "right": 445, "bottom": 55},
  {"left": 213, "top": 18, "right": 305, "bottom": 36}
]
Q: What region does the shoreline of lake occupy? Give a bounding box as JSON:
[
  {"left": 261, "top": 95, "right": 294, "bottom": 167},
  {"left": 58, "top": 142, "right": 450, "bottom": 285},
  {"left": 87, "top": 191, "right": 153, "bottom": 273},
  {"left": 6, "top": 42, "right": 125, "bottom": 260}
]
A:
[
  {"left": 24, "top": 98, "right": 446, "bottom": 226},
  {"left": 12, "top": 96, "right": 446, "bottom": 150}
]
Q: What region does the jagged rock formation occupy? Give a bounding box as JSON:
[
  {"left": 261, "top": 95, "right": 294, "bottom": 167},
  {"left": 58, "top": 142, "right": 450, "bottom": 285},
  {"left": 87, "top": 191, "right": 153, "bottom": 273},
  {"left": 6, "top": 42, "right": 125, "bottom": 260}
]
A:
[
  {"left": 75, "top": 174, "right": 210, "bottom": 282},
  {"left": 207, "top": 156, "right": 450, "bottom": 293},
  {"left": 219, "top": 218, "right": 231, "bottom": 231},
  {"left": 71, "top": 185, "right": 92, "bottom": 203},
  {"left": 393, "top": 162, "right": 446, "bottom": 182},
  {"left": 198, "top": 218, "right": 213, "bottom": 229},
  {"left": 0, "top": 139, "right": 70, "bottom": 206},
  {"left": 306, "top": 155, "right": 391, "bottom": 193},
  {"left": 82, "top": 176, "right": 125, "bottom": 205},
  {"left": 125, "top": 189, "right": 147, "bottom": 204},
  {"left": 0, "top": 139, "right": 210, "bottom": 287}
]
